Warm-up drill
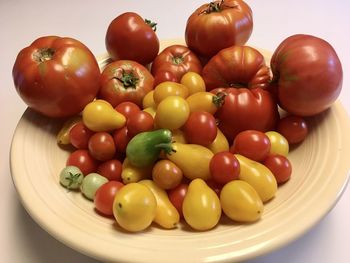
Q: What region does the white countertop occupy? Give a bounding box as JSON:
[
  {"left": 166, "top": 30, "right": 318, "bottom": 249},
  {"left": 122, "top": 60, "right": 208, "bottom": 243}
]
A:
[{"left": 1, "top": 0, "right": 349, "bottom": 262}]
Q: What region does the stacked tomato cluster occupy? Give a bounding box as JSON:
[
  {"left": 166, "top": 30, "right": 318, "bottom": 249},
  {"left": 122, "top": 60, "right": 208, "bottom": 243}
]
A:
[{"left": 12, "top": 0, "right": 342, "bottom": 232}]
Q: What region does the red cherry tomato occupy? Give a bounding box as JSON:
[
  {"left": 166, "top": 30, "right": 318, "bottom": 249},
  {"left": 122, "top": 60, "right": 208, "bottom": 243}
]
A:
[
  {"left": 263, "top": 154, "right": 292, "bottom": 184},
  {"left": 230, "top": 130, "right": 271, "bottom": 162},
  {"left": 97, "top": 159, "right": 123, "bottom": 181},
  {"left": 182, "top": 111, "right": 217, "bottom": 146},
  {"left": 168, "top": 183, "right": 188, "bottom": 218},
  {"left": 115, "top": 101, "right": 141, "bottom": 120},
  {"left": 88, "top": 132, "right": 116, "bottom": 161},
  {"left": 153, "top": 70, "right": 179, "bottom": 87},
  {"left": 277, "top": 115, "right": 308, "bottom": 144},
  {"left": 66, "top": 149, "right": 99, "bottom": 176},
  {"left": 69, "top": 121, "right": 94, "bottom": 149},
  {"left": 126, "top": 111, "right": 154, "bottom": 137},
  {"left": 209, "top": 151, "right": 240, "bottom": 185},
  {"left": 94, "top": 181, "right": 124, "bottom": 216},
  {"left": 113, "top": 126, "right": 131, "bottom": 153}
]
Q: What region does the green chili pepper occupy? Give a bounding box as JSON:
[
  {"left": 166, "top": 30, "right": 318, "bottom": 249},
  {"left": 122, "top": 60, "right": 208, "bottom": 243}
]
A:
[{"left": 126, "top": 129, "right": 173, "bottom": 168}]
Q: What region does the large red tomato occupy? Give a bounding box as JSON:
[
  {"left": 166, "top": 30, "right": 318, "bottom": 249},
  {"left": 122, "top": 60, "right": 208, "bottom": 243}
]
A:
[
  {"left": 202, "top": 45, "right": 271, "bottom": 91},
  {"left": 105, "top": 12, "right": 159, "bottom": 65},
  {"left": 12, "top": 36, "right": 101, "bottom": 118},
  {"left": 151, "top": 45, "right": 202, "bottom": 83},
  {"left": 185, "top": 0, "right": 253, "bottom": 58},
  {"left": 270, "top": 34, "right": 343, "bottom": 116},
  {"left": 212, "top": 87, "right": 279, "bottom": 142},
  {"left": 99, "top": 60, "right": 154, "bottom": 107}
]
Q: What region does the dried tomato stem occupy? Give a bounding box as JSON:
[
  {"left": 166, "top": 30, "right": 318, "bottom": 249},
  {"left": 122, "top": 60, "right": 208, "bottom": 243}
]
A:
[
  {"left": 145, "top": 19, "right": 157, "bottom": 31},
  {"left": 115, "top": 70, "right": 139, "bottom": 89}
]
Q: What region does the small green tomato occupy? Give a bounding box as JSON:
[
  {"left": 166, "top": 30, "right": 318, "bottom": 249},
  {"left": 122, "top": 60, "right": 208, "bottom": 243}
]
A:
[
  {"left": 59, "top": 166, "right": 84, "bottom": 190},
  {"left": 81, "top": 173, "right": 109, "bottom": 200}
]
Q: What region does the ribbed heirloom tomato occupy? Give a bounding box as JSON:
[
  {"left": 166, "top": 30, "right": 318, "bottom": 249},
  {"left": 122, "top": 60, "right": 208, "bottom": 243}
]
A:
[
  {"left": 12, "top": 36, "right": 101, "bottom": 118},
  {"left": 185, "top": 0, "right": 253, "bottom": 58},
  {"left": 99, "top": 60, "right": 154, "bottom": 107}
]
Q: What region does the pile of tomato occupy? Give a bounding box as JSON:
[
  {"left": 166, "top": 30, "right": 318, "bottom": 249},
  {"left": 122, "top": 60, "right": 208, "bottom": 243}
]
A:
[{"left": 12, "top": 0, "right": 342, "bottom": 232}]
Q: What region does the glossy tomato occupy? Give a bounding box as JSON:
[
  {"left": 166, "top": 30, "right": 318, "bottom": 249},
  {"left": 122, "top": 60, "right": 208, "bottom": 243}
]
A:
[
  {"left": 182, "top": 111, "right": 217, "bottom": 146},
  {"left": 12, "top": 36, "right": 101, "bottom": 118},
  {"left": 99, "top": 60, "right": 154, "bottom": 107},
  {"left": 168, "top": 183, "right": 188, "bottom": 218},
  {"left": 113, "top": 126, "right": 131, "bottom": 153},
  {"left": 153, "top": 70, "right": 178, "bottom": 87},
  {"left": 115, "top": 101, "right": 141, "bottom": 120},
  {"left": 152, "top": 160, "right": 183, "bottom": 190},
  {"left": 94, "top": 181, "right": 124, "bottom": 216},
  {"left": 202, "top": 45, "right": 270, "bottom": 91},
  {"left": 88, "top": 132, "right": 116, "bottom": 161},
  {"left": 105, "top": 12, "right": 159, "bottom": 65},
  {"left": 270, "top": 34, "right": 343, "bottom": 116},
  {"left": 230, "top": 130, "right": 271, "bottom": 162},
  {"left": 185, "top": 0, "right": 253, "bottom": 58},
  {"left": 263, "top": 154, "right": 292, "bottom": 184},
  {"left": 277, "top": 115, "right": 308, "bottom": 144},
  {"left": 69, "top": 121, "right": 94, "bottom": 149},
  {"left": 126, "top": 111, "right": 154, "bottom": 137},
  {"left": 209, "top": 151, "right": 240, "bottom": 185},
  {"left": 66, "top": 149, "right": 99, "bottom": 176},
  {"left": 212, "top": 87, "right": 279, "bottom": 142},
  {"left": 151, "top": 45, "right": 202, "bottom": 82},
  {"left": 97, "top": 159, "right": 123, "bottom": 181}
]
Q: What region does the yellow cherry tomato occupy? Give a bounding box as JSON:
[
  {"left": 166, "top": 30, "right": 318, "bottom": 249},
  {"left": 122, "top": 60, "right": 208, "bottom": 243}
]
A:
[
  {"left": 121, "top": 158, "right": 152, "bottom": 184},
  {"left": 171, "top": 129, "right": 187, "bottom": 144},
  {"left": 139, "top": 180, "right": 180, "bottom": 229},
  {"left": 207, "top": 127, "right": 229, "bottom": 154},
  {"left": 82, "top": 99, "right": 126, "bottom": 132},
  {"left": 235, "top": 154, "right": 278, "bottom": 202},
  {"left": 142, "top": 90, "right": 156, "bottom": 109},
  {"left": 155, "top": 96, "right": 190, "bottom": 130},
  {"left": 220, "top": 180, "right": 264, "bottom": 222},
  {"left": 265, "top": 131, "right": 289, "bottom": 156},
  {"left": 182, "top": 179, "right": 221, "bottom": 231},
  {"left": 180, "top": 72, "right": 206, "bottom": 95},
  {"left": 186, "top": 91, "right": 224, "bottom": 115},
  {"left": 166, "top": 142, "right": 213, "bottom": 180},
  {"left": 113, "top": 183, "right": 157, "bottom": 232},
  {"left": 153, "top": 81, "right": 189, "bottom": 105}
]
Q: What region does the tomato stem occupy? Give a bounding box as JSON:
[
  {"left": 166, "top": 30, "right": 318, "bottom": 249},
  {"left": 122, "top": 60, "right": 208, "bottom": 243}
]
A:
[
  {"left": 115, "top": 70, "right": 139, "bottom": 89},
  {"left": 154, "top": 142, "right": 175, "bottom": 155},
  {"left": 200, "top": 0, "right": 238, "bottom": 14},
  {"left": 212, "top": 92, "right": 226, "bottom": 108},
  {"left": 33, "top": 48, "right": 55, "bottom": 63},
  {"left": 145, "top": 19, "right": 157, "bottom": 31}
]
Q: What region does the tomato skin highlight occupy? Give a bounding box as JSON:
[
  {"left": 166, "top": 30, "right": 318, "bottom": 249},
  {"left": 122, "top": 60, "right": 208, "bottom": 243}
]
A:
[
  {"left": 97, "top": 159, "right": 123, "bottom": 181},
  {"left": 168, "top": 183, "right": 188, "bottom": 218},
  {"left": 12, "top": 36, "right": 101, "bottom": 118},
  {"left": 88, "top": 132, "right": 116, "bottom": 162}
]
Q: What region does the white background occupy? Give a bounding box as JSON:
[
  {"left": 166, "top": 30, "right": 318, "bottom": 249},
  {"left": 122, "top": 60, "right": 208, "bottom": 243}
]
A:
[{"left": 1, "top": 0, "right": 349, "bottom": 262}]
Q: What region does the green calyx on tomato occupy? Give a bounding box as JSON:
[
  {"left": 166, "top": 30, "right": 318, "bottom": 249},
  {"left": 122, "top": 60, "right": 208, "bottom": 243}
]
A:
[
  {"left": 212, "top": 92, "right": 226, "bottom": 108},
  {"left": 114, "top": 69, "right": 139, "bottom": 89},
  {"left": 172, "top": 56, "right": 185, "bottom": 65},
  {"left": 201, "top": 0, "right": 237, "bottom": 14},
  {"left": 144, "top": 19, "right": 157, "bottom": 31},
  {"left": 126, "top": 129, "right": 174, "bottom": 168}
]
